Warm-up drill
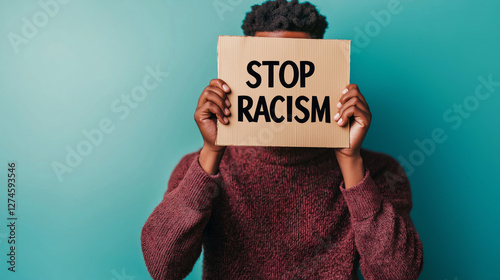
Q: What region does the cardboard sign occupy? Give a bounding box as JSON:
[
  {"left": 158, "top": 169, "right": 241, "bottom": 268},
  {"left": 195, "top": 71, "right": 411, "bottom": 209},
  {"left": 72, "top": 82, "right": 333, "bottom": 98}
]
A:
[{"left": 216, "top": 35, "right": 350, "bottom": 148}]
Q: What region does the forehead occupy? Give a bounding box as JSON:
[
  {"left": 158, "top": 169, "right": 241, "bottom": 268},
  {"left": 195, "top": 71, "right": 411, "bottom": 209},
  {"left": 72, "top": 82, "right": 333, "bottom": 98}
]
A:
[{"left": 254, "top": 31, "right": 311, "bottom": 39}]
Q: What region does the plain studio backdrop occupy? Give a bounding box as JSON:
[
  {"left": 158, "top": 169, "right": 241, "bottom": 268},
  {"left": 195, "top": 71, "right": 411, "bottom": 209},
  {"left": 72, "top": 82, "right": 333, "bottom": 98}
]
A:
[{"left": 0, "top": 0, "right": 498, "bottom": 279}]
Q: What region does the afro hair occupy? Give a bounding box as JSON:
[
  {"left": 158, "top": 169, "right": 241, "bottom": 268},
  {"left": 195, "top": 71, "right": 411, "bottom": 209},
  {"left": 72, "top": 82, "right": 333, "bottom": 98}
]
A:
[{"left": 241, "top": 0, "right": 328, "bottom": 39}]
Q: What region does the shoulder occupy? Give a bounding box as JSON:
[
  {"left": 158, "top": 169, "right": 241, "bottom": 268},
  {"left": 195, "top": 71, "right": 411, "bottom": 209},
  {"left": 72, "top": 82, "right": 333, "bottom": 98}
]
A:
[
  {"left": 167, "top": 148, "right": 202, "bottom": 188},
  {"left": 360, "top": 148, "right": 402, "bottom": 174},
  {"left": 360, "top": 147, "right": 409, "bottom": 187},
  {"left": 360, "top": 147, "right": 412, "bottom": 202},
  {"left": 180, "top": 148, "right": 202, "bottom": 165}
]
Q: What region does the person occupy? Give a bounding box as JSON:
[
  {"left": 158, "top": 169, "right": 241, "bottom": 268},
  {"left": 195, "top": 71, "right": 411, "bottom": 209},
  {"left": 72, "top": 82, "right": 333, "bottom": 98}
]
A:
[{"left": 140, "top": 0, "right": 424, "bottom": 279}]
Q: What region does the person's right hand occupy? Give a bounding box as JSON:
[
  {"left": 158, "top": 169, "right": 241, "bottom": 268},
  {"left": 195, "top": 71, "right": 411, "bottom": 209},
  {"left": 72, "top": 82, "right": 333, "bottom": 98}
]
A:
[{"left": 194, "top": 79, "right": 232, "bottom": 153}]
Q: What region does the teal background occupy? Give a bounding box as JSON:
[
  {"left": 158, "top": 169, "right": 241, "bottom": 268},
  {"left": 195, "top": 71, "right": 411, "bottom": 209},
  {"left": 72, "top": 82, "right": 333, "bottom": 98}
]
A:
[{"left": 0, "top": 0, "right": 498, "bottom": 279}]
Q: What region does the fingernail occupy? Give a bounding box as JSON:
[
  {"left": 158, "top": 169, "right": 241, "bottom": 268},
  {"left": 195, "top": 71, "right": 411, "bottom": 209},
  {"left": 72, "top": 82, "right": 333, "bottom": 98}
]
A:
[
  {"left": 342, "top": 88, "right": 348, "bottom": 94},
  {"left": 225, "top": 99, "right": 231, "bottom": 107},
  {"left": 334, "top": 113, "right": 340, "bottom": 121},
  {"left": 223, "top": 116, "right": 229, "bottom": 123},
  {"left": 337, "top": 102, "right": 342, "bottom": 108},
  {"left": 225, "top": 108, "right": 230, "bottom": 115},
  {"left": 337, "top": 118, "right": 343, "bottom": 125},
  {"left": 223, "top": 84, "right": 230, "bottom": 92}
]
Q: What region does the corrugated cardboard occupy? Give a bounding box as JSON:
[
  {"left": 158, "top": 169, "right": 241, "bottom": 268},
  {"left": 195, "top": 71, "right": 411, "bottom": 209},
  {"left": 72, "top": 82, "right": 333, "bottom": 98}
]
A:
[{"left": 216, "top": 35, "right": 350, "bottom": 148}]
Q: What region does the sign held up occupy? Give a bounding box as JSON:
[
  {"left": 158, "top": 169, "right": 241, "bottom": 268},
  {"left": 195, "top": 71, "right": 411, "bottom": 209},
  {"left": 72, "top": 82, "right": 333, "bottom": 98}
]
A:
[{"left": 216, "top": 35, "right": 351, "bottom": 148}]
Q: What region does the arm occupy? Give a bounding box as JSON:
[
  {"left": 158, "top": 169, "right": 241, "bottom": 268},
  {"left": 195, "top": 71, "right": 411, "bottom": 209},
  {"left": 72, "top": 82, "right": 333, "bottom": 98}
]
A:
[
  {"left": 334, "top": 84, "right": 423, "bottom": 278},
  {"left": 141, "top": 77, "right": 230, "bottom": 279},
  {"left": 140, "top": 150, "right": 224, "bottom": 280},
  {"left": 339, "top": 155, "right": 424, "bottom": 280}
]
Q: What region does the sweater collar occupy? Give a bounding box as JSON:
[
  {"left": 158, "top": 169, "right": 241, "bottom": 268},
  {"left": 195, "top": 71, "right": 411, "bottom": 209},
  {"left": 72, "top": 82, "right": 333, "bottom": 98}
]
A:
[{"left": 228, "top": 145, "right": 338, "bottom": 166}]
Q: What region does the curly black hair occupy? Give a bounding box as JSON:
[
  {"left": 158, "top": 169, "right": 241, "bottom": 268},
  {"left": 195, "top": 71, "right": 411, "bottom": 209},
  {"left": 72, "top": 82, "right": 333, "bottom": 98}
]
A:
[{"left": 241, "top": 0, "right": 328, "bottom": 39}]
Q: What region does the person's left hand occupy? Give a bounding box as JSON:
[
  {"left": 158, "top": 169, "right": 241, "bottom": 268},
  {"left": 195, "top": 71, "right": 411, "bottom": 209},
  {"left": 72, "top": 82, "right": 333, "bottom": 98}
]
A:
[{"left": 334, "top": 84, "right": 372, "bottom": 159}]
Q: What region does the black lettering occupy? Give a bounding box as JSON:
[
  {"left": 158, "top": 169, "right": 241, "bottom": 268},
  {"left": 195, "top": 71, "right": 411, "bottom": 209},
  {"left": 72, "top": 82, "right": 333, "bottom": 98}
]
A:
[
  {"left": 246, "top": 60, "right": 262, "bottom": 88},
  {"left": 294, "top": 96, "right": 310, "bottom": 123},
  {"left": 238, "top": 95, "right": 254, "bottom": 122},
  {"left": 254, "top": 96, "right": 271, "bottom": 122},
  {"left": 311, "top": 96, "right": 330, "bottom": 123},
  {"left": 279, "top": 61, "right": 299, "bottom": 88},
  {"left": 287, "top": 96, "right": 293, "bottom": 122},
  {"left": 300, "top": 61, "right": 315, "bottom": 87},
  {"left": 270, "top": 96, "right": 285, "bottom": 123},
  {"left": 262, "top": 61, "right": 279, "bottom": 88}
]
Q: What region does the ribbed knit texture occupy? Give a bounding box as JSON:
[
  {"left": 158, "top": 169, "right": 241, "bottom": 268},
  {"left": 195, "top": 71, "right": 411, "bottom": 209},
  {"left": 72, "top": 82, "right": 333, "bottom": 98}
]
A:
[{"left": 141, "top": 146, "right": 423, "bottom": 280}]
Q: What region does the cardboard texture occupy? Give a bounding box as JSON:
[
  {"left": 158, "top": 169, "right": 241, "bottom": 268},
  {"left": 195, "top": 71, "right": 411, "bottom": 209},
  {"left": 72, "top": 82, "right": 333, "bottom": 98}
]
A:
[{"left": 216, "top": 35, "right": 350, "bottom": 148}]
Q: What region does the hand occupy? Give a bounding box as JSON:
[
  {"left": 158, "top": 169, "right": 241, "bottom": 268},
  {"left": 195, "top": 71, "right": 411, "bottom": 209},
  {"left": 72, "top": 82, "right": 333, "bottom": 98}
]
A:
[
  {"left": 334, "top": 84, "right": 372, "bottom": 159},
  {"left": 333, "top": 84, "right": 371, "bottom": 188},
  {"left": 194, "top": 79, "right": 232, "bottom": 174},
  {"left": 194, "top": 79, "right": 232, "bottom": 152}
]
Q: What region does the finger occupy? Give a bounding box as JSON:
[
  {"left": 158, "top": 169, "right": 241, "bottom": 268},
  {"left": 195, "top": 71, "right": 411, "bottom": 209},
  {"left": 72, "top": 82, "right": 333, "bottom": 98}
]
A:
[
  {"left": 210, "top": 79, "right": 231, "bottom": 94},
  {"left": 203, "top": 101, "right": 229, "bottom": 125},
  {"left": 336, "top": 96, "right": 369, "bottom": 118},
  {"left": 198, "top": 90, "right": 231, "bottom": 116},
  {"left": 335, "top": 106, "right": 370, "bottom": 127},
  {"left": 340, "top": 84, "right": 368, "bottom": 108},
  {"left": 202, "top": 82, "right": 231, "bottom": 108},
  {"left": 206, "top": 85, "right": 231, "bottom": 108},
  {"left": 339, "top": 86, "right": 368, "bottom": 108}
]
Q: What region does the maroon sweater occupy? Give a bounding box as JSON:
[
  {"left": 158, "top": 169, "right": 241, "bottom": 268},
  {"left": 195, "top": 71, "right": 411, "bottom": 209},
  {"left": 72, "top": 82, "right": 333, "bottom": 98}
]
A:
[{"left": 141, "top": 146, "right": 423, "bottom": 279}]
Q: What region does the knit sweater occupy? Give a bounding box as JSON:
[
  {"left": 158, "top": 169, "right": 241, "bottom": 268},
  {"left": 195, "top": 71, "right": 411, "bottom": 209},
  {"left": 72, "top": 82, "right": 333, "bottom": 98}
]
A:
[{"left": 141, "top": 145, "right": 424, "bottom": 280}]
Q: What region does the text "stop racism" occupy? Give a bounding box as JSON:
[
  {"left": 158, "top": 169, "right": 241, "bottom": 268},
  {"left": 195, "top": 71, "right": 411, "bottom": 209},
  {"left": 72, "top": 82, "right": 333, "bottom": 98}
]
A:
[{"left": 238, "top": 60, "right": 331, "bottom": 123}]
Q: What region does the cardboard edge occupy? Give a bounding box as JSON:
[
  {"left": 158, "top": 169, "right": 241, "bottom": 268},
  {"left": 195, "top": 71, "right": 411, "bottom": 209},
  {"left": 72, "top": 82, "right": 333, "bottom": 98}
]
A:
[
  {"left": 215, "top": 35, "right": 352, "bottom": 148},
  {"left": 215, "top": 35, "right": 222, "bottom": 146},
  {"left": 346, "top": 39, "right": 351, "bottom": 148}
]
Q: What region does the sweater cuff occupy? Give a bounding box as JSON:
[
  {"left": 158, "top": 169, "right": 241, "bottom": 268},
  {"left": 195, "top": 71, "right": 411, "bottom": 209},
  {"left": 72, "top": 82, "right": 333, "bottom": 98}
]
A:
[
  {"left": 177, "top": 153, "right": 224, "bottom": 210},
  {"left": 339, "top": 169, "right": 382, "bottom": 221}
]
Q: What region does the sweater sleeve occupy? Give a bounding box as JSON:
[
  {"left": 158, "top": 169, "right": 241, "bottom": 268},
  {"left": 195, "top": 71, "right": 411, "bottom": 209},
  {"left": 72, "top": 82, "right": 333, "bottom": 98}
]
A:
[
  {"left": 339, "top": 154, "right": 424, "bottom": 280},
  {"left": 140, "top": 150, "right": 224, "bottom": 280}
]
